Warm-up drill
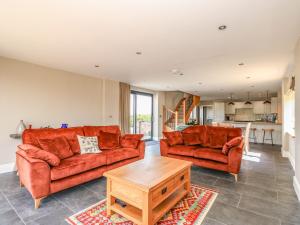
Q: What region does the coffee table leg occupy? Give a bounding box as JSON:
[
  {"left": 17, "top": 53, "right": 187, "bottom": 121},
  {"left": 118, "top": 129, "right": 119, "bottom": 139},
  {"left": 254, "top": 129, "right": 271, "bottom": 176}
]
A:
[
  {"left": 106, "top": 178, "right": 115, "bottom": 216},
  {"left": 142, "top": 192, "right": 152, "bottom": 225}
]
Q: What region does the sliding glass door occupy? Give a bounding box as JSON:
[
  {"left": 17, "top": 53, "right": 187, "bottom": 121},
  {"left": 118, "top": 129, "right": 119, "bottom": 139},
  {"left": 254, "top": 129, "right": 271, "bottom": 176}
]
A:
[{"left": 130, "top": 91, "right": 153, "bottom": 140}]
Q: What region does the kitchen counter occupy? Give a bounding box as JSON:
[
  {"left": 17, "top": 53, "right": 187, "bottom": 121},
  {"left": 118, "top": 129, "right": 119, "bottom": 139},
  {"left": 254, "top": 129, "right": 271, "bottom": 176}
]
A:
[
  {"left": 224, "top": 121, "right": 282, "bottom": 125},
  {"left": 223, "top": 121, "right": 282, "bottom": 145}
]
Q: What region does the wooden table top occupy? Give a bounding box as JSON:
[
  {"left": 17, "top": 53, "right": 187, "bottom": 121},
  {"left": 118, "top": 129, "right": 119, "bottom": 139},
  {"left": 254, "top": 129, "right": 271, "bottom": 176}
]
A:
[{"left": 104, "top": 156, "right": 192, "bottom": 192}]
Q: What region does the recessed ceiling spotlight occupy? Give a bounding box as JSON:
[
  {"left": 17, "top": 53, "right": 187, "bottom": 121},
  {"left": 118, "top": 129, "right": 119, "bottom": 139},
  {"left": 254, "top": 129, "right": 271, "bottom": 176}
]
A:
[
  {"left": 218, "top": 25, "right": 227, "bottom": 30},
  {"left": 238, "top": 63, "right": 244, "bottom": 66},
  {"left": 246, "top": 76, "right": 251, "bottom": 79},
  {"left": 94, "top": 65, "right": 100, "bottom": 68},
  {"left": 171, "top": 69, "right": 179, "bottom": 74},
  {"left": 136, "top": 51, "right": 142, "bottom": 55}
]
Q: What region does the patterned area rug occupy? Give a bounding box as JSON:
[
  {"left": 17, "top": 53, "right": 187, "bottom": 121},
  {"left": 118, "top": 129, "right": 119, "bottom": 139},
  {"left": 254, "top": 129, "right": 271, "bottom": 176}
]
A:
[{"left": 66, "top": 184, "right": 218, "bottom": 225}]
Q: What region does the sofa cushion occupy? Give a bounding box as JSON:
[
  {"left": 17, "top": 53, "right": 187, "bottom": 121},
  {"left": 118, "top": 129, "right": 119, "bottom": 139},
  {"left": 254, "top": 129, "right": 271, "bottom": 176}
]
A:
[
  {"left": 98, "top": 131, "right": 120, "bottom": 149},
  {"left": 227, "top": 128, "right": 243, "bottom": 141},
  {"left": 77, "top": 135, "right": 101, "bottom": 154},
  {"left": 106, "top": 148, "right": 140, "bottom": 165},
  {"left": 194, "top": 148, "right": 228, "bottom": 163},
  {"left": 182, "top": 125, "right": 207, "bottom": 145},
  {"left": 222, "top": 137, "right": 243, "bottom": 155},
  {"left": 83, "top": 126, "right": 121, "bottom": 136},
  {"left": 182, "top": 132, "right": 202, "bottom": 146},
  {"left": 205, "top": 126, "right": 228, "bottom": 148},
  {"left": 38, "top": 136, "right": 74, "bottom": 159},
  {"left": 22, "top": 127, "right": 84, "bottom": 154},
  {"left": 163, "top": 131, "right": 183, "bottom": 146},
  {"left": 18, "top": 144, "right": 60, "bottom": 166},
  {"left": 50, "top": 153, "right": 107, "bottom": 180},
  {"left": 120, "top": 134, "right": 143, "bottom": 148},
  {"left": 168, "top": 145, "right": 198, "bottom": 157}
]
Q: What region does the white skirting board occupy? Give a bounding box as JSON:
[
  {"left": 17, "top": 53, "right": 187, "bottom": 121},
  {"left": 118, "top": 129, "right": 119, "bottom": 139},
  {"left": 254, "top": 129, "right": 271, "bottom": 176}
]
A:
[
  {"left": 281, "top": 148, "right": 295, "bottom": 171},
  {"left": 0, "top": 162, "right": 16, "bottom": 174},
  {"left": 293, "top": 176, "right": 300, "bottom": 201}
]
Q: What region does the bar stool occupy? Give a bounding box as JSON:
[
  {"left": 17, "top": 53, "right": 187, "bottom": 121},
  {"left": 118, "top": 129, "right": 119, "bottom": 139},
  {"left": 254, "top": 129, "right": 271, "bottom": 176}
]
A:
[
  {"left": 249, "top": 128, "right": 257, "bottom": 144},
  {"left": 262, "top": 128, "right": 274, "bottom": 145}
]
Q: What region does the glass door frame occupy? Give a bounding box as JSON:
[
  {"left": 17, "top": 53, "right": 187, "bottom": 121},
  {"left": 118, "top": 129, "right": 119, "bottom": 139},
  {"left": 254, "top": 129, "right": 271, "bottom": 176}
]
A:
[{"left": 130, "top": 90, "right": 154, "bottom": 141}]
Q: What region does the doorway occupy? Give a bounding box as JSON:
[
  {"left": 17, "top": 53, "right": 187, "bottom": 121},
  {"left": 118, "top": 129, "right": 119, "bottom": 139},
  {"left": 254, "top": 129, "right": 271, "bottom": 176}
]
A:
[
  {"left": 202, "top": 106, "right": 213, "bottom": 125},
  {"left": 130, "top": 91, "right": 153, "bottom": 140}
]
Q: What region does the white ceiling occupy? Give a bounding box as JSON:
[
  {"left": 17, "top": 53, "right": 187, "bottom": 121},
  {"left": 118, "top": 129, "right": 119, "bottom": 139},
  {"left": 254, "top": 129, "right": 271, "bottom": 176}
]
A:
[{"left": 1, "top": 0, "right": 300, "bottom": 100}]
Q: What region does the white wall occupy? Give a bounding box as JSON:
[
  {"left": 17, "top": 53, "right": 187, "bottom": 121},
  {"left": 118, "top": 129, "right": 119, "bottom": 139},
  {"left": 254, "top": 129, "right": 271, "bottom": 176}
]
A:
[
  {"left": 281, "top": 77, "right": 296, "bottom": 168},
  {"left": 0, "top": 57, "right": 119, "bottom": 171},
  {"left": 294, "top": 38, "right": 300, "bottom": 200}
]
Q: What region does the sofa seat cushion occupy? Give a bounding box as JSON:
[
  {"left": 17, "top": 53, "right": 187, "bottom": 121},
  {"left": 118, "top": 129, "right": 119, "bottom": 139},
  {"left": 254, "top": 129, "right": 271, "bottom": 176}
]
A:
[
  {"left": 106, "top": 148, "right": 139, "bottom": 165},
  {"left": 193, "top": 148, "right": 228, "bottom": 163},
  {"left": 168, "top": 145, "right": 198, "bottom": 157},
  {"left": 50, "top": 153, "right": 107, "bottom": 181}
]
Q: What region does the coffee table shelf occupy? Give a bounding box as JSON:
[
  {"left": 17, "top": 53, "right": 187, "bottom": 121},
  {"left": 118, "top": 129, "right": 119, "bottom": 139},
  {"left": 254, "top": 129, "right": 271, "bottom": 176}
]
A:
[
  {"left": 110, "top": 203, "right": 142, "bottom": 224},
  {"left": 152, "top": 187, "right": 188, "bottom": 223}
]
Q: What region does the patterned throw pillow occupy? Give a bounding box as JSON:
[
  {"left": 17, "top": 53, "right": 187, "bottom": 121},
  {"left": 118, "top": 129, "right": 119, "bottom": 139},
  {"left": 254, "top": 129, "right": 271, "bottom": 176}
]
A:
[{"left": 77, "top": 135, "right": 101, "bottom": 154}]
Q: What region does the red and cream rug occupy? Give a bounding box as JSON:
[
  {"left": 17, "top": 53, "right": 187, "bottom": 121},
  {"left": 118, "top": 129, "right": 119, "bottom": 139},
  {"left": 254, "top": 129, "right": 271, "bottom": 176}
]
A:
[{"left": 66, "top": 184, "right": 218, "bottom": 225}]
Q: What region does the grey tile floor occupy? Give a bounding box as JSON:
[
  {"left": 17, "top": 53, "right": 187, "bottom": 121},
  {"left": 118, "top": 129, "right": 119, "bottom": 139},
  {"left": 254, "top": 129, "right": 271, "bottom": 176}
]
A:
[{"left": 0, "top": 142, "right": 299, "bottom": 225}]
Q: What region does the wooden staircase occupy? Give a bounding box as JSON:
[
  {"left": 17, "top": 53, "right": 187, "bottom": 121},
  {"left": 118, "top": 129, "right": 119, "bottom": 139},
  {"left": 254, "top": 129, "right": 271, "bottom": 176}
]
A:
[{"left": 163, "top": 95, "right": 200, "bottom": 131}]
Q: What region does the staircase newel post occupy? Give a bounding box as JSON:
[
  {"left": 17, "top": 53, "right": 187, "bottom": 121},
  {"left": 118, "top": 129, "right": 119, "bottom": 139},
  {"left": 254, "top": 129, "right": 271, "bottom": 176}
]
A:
[
  {"left": 183, "top": 99, "right": 186, "bottom": 124},
  {"left": 175, "top": 111, "right": 178, "bottom": 130}
]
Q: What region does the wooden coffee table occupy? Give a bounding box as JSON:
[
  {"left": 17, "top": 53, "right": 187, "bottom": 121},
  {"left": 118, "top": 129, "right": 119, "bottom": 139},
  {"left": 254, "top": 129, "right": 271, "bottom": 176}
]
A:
[{"left": 104, "top": 156, "right": 192, "bottom": 225}]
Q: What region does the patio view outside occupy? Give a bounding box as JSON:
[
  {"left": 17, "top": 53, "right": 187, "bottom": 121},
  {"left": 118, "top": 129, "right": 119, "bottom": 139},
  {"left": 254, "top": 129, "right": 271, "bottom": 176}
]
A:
[{"left": 130, "top": 91, "right": 153, "bottom": 140}]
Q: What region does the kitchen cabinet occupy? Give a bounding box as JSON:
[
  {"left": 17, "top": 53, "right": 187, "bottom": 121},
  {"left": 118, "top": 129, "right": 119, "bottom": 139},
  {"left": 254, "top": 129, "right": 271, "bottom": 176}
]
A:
[
  {"left": 253, "top": 101, "right": 264, "bottom": 114},
  {"left": 225, "top": 103, "right": 235, "bottom": 114},
  {"left": 271, "top": 97, "right": 278, "bottom": 113},
  {"left": 213, "top": 102, "right": 225, "bottom": 122}
]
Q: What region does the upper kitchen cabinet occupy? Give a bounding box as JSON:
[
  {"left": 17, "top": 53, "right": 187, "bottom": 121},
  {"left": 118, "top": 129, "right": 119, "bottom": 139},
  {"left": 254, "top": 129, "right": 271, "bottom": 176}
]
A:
[
  {"left": 213, "top": 102, "right": 225, "bottom": 122},
  {"left": 253, "top": 101, "right": 264, "bottom": 114},
  {"left": 271, "top": 97, "right": 278, "bottom": 113},
  {"left": 225, "top": 103, "right": 235, "bottom": 114}
]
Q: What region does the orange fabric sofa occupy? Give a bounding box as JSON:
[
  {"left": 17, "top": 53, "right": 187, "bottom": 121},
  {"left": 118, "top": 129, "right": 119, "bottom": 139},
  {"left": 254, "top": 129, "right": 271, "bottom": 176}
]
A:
[
  {"left": 16, "top": 125, "right": 145, "bottom": 208},
  {"left": 160, "top": 125, "right": 244, "bottom": 181}
]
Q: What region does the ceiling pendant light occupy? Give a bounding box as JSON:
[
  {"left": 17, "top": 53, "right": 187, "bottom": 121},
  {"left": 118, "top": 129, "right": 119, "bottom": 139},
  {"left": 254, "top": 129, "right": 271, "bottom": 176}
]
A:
[
  {"left": 228, "top": 93, "right": 235, "bottom": 105},
  {"left": 263, "top": 90, "right": 271, "bottom": 104},
  {"left": 244, "top": 92, "right": 252, "bottom": 105}
]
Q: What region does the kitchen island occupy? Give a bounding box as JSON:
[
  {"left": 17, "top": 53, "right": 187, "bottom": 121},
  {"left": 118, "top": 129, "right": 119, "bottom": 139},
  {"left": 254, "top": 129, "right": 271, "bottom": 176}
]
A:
[{"left": 223, "top": 121, "right": 282, "bottom": 145}]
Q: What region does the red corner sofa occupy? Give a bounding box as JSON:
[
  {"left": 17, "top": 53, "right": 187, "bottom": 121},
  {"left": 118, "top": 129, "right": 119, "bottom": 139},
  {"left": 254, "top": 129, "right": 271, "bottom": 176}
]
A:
[
  {"left": 160, "top": 125, "right": 244, "bottom": 181},
  {"left": 16, "top": 125, "right": 145, "bottom": 208}
]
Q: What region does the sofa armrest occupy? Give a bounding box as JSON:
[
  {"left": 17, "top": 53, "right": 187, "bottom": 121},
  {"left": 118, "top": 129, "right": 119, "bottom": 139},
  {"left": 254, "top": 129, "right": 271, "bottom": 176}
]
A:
[
  {"left": 16, "top": 145, "right": 51, "bottom": 199},
  {"left": 227, "top": 141, "right": 244, "bottom": 174},
  {"left": 137, "top": 140, "right": 145, "bottom": 159},
  {"left": 160, "top": 139, "right": 169, "bottom": 156}
]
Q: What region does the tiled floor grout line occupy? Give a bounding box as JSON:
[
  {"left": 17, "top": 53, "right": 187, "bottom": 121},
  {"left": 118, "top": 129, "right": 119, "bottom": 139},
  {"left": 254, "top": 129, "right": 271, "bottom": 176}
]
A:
[
  {"left": 212, "top": 177, "right": 219, "bottom": 186},
  {"left": 81, "top": 184, "right": 106, "bottom": 198},
  {"left": 236, "top": 193, "right": 242, "bottom": 208},
  {"left": 207, "top": 217, "right": 228, "bottom": 225},
  {"left": 0, "top": 190, "right": 26, "bottom": 225},
  {"left": 51, "top": 195, "right": 76, "bottom": 214},
  {"left": 237, "top": 205, "right": 282, "bottom": 224}
]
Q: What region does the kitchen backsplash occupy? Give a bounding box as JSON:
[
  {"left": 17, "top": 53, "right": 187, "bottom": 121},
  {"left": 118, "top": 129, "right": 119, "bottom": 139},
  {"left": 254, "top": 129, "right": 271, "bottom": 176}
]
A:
[
  {"left": 227, "top": 108, "right": 277, "bottom": 122},
  {"left": 234, "top": 108, "right": 255, "bottom": 121}
]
